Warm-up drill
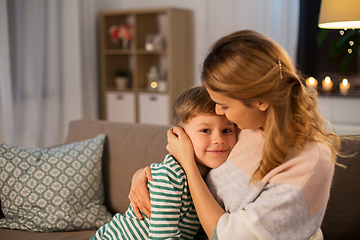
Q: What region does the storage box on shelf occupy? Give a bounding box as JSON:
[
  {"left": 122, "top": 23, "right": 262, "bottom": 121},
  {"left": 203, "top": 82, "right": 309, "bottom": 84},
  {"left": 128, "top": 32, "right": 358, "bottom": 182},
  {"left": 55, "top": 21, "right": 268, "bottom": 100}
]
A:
[{"left": 100, "top": 8, "right": 193, "bottom": 125}]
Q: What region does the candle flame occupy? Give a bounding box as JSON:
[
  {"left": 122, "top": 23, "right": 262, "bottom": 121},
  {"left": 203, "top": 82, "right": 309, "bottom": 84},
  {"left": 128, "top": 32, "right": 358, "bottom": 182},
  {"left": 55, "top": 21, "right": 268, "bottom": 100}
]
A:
[
  {"left": 342, "top": 79, "right": 349, "bottom": 86},
  {"left": 325, "top": 76, "right": 331, "bottom": 84},
  {"left": 151, "top": 81, "right": 158, "bottom": 89},
  {"left": 309, "top": 77, "right": 315, "bottom": 84}
]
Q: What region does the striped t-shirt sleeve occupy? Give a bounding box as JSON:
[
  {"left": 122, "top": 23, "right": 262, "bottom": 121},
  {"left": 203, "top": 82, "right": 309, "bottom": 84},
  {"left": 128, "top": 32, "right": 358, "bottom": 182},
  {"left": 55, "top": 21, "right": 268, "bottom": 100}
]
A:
[{"left": 148, "top": 155, "right": 200, "bottom": 240}]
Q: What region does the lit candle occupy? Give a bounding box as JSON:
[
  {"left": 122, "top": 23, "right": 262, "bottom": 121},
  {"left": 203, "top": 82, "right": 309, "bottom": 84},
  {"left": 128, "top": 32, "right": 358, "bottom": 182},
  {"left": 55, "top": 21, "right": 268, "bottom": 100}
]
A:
[
  {"left": 305, "top": 77, "right": 318, "bottom": 89},
  {"left": 322, "top": 76, "right": 333, "bottom": 92},
  {"left": 150, "top": 81, "right": 158, "bottom": 89},
  {"left": 339, "top": 78, "right": 350, "bottom": 95}
]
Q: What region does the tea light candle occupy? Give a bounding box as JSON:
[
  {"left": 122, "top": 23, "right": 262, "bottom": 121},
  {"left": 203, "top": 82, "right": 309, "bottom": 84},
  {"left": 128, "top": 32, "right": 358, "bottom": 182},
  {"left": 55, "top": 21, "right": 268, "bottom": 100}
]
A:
[
  {"left": 306, "top": 77, "right": 318, "bottom": 89},
  {"left": 339, "top": 78, "right": 350, "bottom": 95},
  {"left": 322, "top": 76, "right": 333, "bottom": 92},
  {"left": 150, "top": 81, "right": 158, "bottom": 89}
]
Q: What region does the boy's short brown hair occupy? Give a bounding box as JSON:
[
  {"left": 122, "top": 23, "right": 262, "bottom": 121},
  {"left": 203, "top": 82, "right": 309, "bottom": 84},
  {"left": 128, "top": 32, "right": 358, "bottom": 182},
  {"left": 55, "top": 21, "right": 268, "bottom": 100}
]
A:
[{"left": 172, "top": 86, "right": 216, "bottom": 127}]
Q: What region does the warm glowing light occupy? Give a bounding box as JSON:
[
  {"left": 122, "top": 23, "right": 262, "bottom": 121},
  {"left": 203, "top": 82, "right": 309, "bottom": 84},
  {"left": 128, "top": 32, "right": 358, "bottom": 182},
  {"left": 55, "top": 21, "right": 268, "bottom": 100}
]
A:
[
  {"left": 348, "top": 49, "right": 353, "bottom": 54},
  {"left": 324, "top": 76, "right": 331, "bottom": 84},
  {"left": 322, "top": 76, "right": 333, "bottom": 92},
  {"left": 349, "top": 41, "right": 354, "bottom": 46},
  {"left": 150, "top": 81, "right": 158, "bottom": 89},
  {"left": 342, "top": 78, "right": 349, "bottom": 86},
  {"left": 339, "top": 78, "right": 350, "bottom": 95},
  {"left": 318, "top": 0, "right": 360, "bottom": 29},
  {"left": 306, "top": 77, "right": 318, "bottom": 89},
  {"left": 319, "top": 22, "right": 360, "bottom": 29},
  {"left": 309, "top": 77, "right": 315, "bottom": 84}
]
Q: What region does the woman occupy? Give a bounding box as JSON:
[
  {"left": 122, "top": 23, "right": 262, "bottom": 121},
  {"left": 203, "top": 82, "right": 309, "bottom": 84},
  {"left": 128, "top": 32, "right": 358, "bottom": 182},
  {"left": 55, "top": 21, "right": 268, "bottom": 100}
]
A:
[{"left": 129, "top": 30, "right": 340, "bottom": 240}]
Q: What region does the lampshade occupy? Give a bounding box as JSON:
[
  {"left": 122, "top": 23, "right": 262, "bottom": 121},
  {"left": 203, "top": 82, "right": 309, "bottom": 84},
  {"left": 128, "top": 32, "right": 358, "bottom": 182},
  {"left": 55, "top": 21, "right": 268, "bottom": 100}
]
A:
[{"left": 318, "top": 0, "right": 360, "bottom": 29}]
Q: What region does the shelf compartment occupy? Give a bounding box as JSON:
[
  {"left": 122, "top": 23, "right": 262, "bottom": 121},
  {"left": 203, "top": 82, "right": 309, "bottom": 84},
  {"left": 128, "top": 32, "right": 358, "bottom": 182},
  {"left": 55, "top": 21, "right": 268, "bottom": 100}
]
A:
[
  {"left": 135, "top": 54, "right": 167, "bottom": 90},
  {"left": 101, "top": 14, "right": 134, "bottom": 50},
  {"left": 135, "top": 12, "right": 167, "bottom": 50},
  {"left": 103, "top": 55, "right": 133, "bottom": 89}
]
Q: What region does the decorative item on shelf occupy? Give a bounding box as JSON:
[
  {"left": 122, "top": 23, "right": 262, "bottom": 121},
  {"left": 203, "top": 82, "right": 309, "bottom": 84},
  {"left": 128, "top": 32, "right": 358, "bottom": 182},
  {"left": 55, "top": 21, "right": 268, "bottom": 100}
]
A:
[
  {"left": 114, "top": 68, "right": 129, "bottom": 90},
  {"left": 322, "top": 76, "right": 333, "bottom": 92},
  {"left": 109, "top": 25, "right": 120, "bottom": 44},
  {"left": 339, "top": 78, "right": 350, "bottom": 95},
  {"left": 305, "top": 77, "right": 318, "bottom": 89},
  {"left": 147, "top": 66, "right": 160, "bottom": 91},
  {"left": 145, "top": 34, "right": 165, "bottom": 51},
  {"left": 157, "top": 80, "right": 168, "bottom": 92},
  {"left": 108, "top": 24, "right": 133, "bottom": 49}
]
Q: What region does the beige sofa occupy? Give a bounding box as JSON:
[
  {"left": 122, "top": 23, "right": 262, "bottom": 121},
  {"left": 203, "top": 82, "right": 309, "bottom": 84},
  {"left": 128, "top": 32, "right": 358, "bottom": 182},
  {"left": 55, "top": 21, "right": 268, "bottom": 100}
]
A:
[{"left": 1, "top": 119, "right": 359, "bottom": 239}]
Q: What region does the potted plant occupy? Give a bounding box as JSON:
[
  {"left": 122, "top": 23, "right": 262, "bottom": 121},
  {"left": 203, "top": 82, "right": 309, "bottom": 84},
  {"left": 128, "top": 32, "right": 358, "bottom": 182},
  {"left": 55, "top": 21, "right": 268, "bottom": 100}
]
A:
[{"left": 114, "top": 68, "right": 129, "bottom": 90}]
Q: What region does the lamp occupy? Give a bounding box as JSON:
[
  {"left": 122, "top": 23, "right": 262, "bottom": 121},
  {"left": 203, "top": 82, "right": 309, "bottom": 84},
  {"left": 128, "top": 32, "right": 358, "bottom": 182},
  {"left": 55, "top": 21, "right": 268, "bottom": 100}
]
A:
[{"left": 318, "top": 0, "right": 360, "bottom": 29}]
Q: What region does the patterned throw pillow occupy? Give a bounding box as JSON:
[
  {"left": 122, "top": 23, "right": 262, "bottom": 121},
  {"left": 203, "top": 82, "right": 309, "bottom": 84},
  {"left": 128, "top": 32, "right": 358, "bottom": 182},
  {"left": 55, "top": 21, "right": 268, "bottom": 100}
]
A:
[{"left": 0, "top": 134, "right": 112, "bottom": 232}]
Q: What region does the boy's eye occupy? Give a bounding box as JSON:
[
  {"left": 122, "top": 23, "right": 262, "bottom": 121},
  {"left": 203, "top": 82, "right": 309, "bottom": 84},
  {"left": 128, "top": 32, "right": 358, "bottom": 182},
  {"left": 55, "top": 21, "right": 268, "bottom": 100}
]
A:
[
  {"left": 222, "top": 129, "right": 232, "bottom": 133},
  {"left": 221, "top": 106, "right": 228, "bottom": 110},
  {"left": 201, "top": 129, "right": 210, "bottom": 133}
]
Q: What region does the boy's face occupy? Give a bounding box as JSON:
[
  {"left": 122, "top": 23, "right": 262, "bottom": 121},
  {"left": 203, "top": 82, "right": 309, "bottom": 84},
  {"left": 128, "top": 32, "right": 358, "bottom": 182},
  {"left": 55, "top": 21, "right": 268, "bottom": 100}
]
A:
[{"left": 183, "top": 114, "right": 236, "bottom": 169}]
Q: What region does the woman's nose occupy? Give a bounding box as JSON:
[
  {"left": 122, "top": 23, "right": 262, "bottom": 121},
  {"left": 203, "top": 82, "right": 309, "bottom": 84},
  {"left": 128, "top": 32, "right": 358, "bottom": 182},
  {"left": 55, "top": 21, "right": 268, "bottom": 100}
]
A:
[{"left": 215, "top": 104, "right": 224, "bottom": 115}]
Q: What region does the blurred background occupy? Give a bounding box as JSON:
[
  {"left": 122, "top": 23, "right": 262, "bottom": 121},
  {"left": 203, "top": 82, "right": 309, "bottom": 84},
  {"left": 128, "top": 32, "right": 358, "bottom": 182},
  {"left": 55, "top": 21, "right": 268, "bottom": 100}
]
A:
[{"left": 0, "top": 0, "right": 359, "bottom": 148}]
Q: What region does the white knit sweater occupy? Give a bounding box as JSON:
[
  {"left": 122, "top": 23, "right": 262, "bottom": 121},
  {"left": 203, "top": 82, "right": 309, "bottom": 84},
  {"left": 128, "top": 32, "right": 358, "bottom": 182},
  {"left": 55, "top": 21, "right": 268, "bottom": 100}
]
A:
[{"left": 206, "top": 129, "right": 333, "bottom": 240}]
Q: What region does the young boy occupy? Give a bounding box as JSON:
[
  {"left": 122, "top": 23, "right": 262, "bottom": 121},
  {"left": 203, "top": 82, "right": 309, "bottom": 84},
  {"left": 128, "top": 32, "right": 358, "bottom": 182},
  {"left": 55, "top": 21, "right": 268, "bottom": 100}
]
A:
[{"left": 92, "top": 86, "right": 237, "bottom": 240}]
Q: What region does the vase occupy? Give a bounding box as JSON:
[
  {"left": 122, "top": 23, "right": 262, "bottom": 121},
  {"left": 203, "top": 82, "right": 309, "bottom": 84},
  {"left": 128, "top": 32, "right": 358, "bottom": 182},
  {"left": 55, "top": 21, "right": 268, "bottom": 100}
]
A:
[
  {"left": 122, "top": 39, "right": 130, "bottom": 49},
  {"left": 115, "top": 77, "right": 128, "bottom": 90}
]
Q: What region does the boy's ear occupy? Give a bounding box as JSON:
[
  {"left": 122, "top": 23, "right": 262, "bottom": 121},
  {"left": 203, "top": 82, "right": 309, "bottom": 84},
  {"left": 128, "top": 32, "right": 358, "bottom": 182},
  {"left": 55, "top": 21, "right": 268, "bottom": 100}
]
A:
[{"left": 258, "top": 102, "right": 269, "bottom": 112}]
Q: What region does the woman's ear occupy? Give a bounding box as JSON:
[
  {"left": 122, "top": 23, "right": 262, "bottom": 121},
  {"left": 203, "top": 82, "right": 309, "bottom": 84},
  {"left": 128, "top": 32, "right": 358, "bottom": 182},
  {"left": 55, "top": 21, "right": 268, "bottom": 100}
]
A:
[{"left": 258, "top": 102, "right": 269, "bottom": 112}]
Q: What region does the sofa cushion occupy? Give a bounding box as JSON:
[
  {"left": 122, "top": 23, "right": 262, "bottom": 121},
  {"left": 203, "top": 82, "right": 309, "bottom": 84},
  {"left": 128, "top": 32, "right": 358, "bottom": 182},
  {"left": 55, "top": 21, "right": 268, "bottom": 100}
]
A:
[
  {"left": 0, "top": 134, "right": 112, "bottom": 232},
  {"left": 321, "top": 134, "right": 360, "bottom": 240}
]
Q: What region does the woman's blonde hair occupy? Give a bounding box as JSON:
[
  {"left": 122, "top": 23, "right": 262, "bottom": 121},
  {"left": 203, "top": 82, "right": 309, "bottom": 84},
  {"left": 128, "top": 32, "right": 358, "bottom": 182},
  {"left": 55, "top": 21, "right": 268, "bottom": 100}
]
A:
[
  {"left": 172, "top": 86, "right": 216, "bottom": 127},
  {"left": 202, "top": 30, "right": 340, "bottom": 182}
]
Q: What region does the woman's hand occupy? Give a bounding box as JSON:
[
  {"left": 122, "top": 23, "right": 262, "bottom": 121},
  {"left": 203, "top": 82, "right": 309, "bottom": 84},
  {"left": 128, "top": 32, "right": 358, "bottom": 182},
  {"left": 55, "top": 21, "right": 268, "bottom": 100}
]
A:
[
  {"left": 128, "top": 167, "right": 152, "bottom": 219},
  {"left": 166, "top": 126, "right": 196, "bottom": 171}
]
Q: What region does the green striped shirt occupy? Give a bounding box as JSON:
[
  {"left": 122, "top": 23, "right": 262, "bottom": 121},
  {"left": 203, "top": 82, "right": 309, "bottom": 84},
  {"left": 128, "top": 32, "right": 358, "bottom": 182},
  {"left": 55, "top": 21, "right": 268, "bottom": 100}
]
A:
[{"left": 93, "top": 154, "right": 200, "bottom": 239}]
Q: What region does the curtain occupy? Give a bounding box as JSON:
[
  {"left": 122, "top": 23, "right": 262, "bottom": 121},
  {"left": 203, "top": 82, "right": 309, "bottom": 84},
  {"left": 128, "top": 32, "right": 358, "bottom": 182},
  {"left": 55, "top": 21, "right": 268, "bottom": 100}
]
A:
[
  {"left": 0, "top": 0, "right": 15, "bottom": 145},
  {"left": 0, "top": 0, "right": 98, "bottom": 148}
]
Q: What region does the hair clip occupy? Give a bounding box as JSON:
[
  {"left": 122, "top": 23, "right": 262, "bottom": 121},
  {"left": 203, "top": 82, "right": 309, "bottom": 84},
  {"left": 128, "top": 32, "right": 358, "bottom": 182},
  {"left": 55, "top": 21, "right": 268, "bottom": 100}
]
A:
[{"left": 278, "top": 57, "right": 283, "bottom": 79}]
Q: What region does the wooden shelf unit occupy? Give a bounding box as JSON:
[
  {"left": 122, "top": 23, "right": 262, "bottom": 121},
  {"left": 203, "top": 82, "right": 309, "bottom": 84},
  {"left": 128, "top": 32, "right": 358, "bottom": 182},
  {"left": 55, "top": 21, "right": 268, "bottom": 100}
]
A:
[{"left": 99, "top": 8, "right": 193, "bottom": 125}]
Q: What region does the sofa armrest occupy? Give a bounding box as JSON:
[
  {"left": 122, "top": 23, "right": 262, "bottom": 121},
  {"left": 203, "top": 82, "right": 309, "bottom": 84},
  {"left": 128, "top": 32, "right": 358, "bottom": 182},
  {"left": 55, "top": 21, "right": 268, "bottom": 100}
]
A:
[{"left": 321, "top": 134, "right": 360, "bottom": 239}]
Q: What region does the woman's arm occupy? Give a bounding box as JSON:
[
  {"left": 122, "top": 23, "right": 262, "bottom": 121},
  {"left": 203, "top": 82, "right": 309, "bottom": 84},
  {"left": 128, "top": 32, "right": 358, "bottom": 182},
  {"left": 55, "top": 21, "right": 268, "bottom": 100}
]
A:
[
  {"left": 128, "top": 167, "right": 152, "bottom": 219},
  {"left": 166, "top": 126, "right": 225, "bottom": 238}
]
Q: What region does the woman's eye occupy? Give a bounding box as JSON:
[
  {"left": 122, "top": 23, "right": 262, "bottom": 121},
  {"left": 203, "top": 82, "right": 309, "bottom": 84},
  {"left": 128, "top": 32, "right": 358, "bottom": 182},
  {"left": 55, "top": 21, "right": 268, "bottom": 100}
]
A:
[
  {"left": 221, "top": 106, "right": 228, "bottom": 110},
  {"left": 201, "top": 129, "right": 210, "bottom": 133}
]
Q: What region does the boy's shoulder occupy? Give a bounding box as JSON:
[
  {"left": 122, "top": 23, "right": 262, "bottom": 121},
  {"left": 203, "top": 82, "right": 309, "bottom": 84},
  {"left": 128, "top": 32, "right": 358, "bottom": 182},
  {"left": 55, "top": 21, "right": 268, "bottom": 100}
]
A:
[
  {"left": 151, "top": 154, "right": 179, "bottom": 167},
  {"left": 150, "top": 154, "right": 186, "bottom": 180}
]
